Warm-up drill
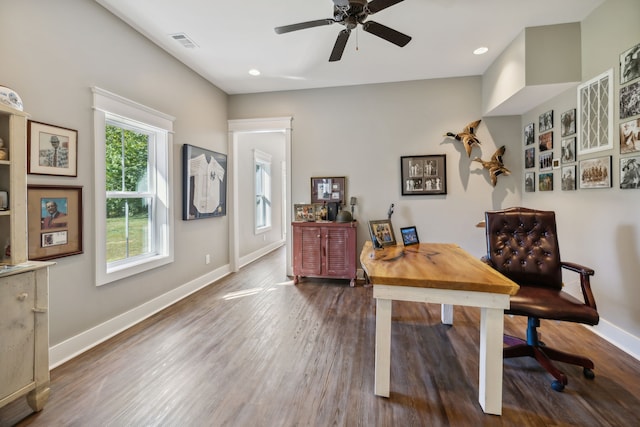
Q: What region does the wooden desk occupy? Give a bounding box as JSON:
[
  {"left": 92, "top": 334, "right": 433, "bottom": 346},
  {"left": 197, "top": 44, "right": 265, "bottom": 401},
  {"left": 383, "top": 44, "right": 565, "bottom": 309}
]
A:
[{"left": 360, "top": 241, "right": 519, "bottom": 415}]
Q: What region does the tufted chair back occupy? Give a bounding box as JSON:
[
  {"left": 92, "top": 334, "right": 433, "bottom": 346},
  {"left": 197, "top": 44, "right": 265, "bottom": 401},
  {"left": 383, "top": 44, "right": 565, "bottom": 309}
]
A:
[{"left": 484, "top": 207, "right": 562, "bottom": 290}]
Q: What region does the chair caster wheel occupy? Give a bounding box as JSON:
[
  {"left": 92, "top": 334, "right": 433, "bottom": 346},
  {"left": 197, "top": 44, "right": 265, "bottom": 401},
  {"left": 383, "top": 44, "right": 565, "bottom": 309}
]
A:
[
  {"left": 583, "top": 368, "right": 595, "bottom": 379},
  {"left": 551, "top": 380, "right": 565, "bottom": 392}
]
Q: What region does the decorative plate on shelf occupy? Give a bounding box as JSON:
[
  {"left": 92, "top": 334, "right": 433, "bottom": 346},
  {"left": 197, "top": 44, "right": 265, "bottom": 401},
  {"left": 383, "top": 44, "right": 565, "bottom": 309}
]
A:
[{"left": 0, "top": 85, "right": 23, "bottom": 111}]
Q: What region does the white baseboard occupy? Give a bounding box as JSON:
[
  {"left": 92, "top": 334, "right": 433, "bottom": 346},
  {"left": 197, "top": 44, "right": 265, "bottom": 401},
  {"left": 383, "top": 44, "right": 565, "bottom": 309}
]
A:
[
  {"left": 590, "top": 318, "right": 640, "bottom": 361},
  {"left": 49, "top": 263, "right": 232, "bottom": 368},
  {"left": 238, "top": 240, "right": 284, "bottom": 269}
]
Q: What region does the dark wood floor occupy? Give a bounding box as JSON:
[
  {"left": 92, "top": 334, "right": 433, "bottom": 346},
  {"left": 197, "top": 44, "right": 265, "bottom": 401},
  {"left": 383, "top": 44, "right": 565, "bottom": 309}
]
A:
[{"left": 2, "top": 246, "right": 639, "bottom": 426}]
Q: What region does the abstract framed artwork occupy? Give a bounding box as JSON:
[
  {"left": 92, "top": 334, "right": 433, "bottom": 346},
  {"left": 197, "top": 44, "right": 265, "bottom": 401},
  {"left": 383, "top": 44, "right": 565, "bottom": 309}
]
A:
[
  {"left": 27, "top": 120, "right": 78, "bottom": 176},
  {"left": 579, "top": 156, "right": 612, "bottom": 189},
  {"left": 27, "top": 185, "right": 83, "bottom": 260},
  {"left": 182, "top": 144, "right": 227, "bottom": 220},
  {"left": 400, "top": 154, "right": 447, "bottom": 195}
]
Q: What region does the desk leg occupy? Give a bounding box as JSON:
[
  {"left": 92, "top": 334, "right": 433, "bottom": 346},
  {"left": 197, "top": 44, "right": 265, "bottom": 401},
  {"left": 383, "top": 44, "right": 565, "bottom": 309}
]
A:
[
  {"left": 374, "top": 298, "right": 392, "bottom": 397},
  {"left": 441, "top": 304, "right": 453, "bottom": 325},
  {"left": 478, "top": 307, "right": 504, "bottom": 415}
]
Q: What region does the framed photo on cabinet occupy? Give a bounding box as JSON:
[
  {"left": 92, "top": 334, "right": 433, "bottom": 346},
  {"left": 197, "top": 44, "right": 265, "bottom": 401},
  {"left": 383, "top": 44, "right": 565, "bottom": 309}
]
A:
[
  {"left": 310, "top": 176, "right": 345, "bottom": 204},
  {"left": 400, "top": 154, "right": 447, "bottom": 195}
]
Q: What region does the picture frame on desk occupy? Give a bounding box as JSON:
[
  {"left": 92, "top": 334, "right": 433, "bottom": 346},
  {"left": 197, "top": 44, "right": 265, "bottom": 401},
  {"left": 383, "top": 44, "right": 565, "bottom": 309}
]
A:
[
  {"left": 27, "top": 120, "right": 78, "bottom": 177},
  {"left": 27, "top": 185, "right": 83, "bottom": 261},
  {"left": 400, "top": 226, "right": 419, "bottom": 246},
  {"left": 369, "top": 219, "right": 396, "bottom": 247},
  {"left": 400, "top": 154, "right": 446, "bottom": 195}
]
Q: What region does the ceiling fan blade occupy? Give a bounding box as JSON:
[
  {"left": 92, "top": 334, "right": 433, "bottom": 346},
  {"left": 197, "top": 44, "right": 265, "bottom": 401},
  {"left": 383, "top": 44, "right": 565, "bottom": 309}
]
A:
[
  {"left": 329, "top": 29, "right": 351, "bottom": 62},
  {"left": 362, "top": 20, "right": 411, "bottom": 47},
  {"left": 274, "top": 19, "right": 336, "bottom": 34},
  {"left": 367, "top": 0, "right": 405, "bottom": 14}
]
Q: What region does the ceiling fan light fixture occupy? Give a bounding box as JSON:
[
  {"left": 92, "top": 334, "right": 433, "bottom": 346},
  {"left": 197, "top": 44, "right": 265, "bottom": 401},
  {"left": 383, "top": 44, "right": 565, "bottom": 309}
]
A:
[
  {"left": 473, "top": 46, "right": 489, "bottom": 55},
  {"left": 248, "top": 69, "right": 261, "bottom": 76}
]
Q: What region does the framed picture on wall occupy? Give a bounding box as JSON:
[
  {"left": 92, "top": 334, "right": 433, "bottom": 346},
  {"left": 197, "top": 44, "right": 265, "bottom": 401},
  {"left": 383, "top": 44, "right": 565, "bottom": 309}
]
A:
[
  {"left": 539, "top": 132, "right": 553, "bottom": 151},
  {"left": 524, "top": 172, "right": 535, "bottom": 192},
  {"left": 620, "top": 80, "right": 640, "bottom": 119},
  {"left": 182, "top": 144, "right": 227, "bottom": 220},
  {"left": 524, "top": 122, "right": 535, "bottom": 145},
  {"left": 560, "top": 108, "right": 576, "bottom": 137},
  {"left": 579, "top": 156, "right": 612, "bottom": 189},
  {"left": 525, "top": 147, "right": 535, "bottom": 169},
  {"left": 620, "top": 156, "right": 640, "bottom": 189},
  {"left": 620, "top": 118, "right": 640, "bottom": 154},
  {"left": 561, "top": 165, "right": 577, "bottom": 191},
  {"left": 310, "top": 176, "right": 345, "bottom": 204},
  {"left": 400, "top": 154, "right": 447, "bottom": 195},
  {"left": 539, "top": 172, "right": 553, "bottom": 191},
  {"left": 27, "top": 120, "right": 78, "bottom": 177},
  {"left": 539, "top": 110, "right": 553, "bottom": 132},
  {"left": 27, "top": 185, "right": 83, "bottom": 260},
  {"left": 561, "top": 137, "right": 576, "bottom": 163},
  {"left": 620, "top": 42, "right": 640, "bottom": 85},
  {"left": 539, "top": 151, "right": 553, "bottom": 171}
]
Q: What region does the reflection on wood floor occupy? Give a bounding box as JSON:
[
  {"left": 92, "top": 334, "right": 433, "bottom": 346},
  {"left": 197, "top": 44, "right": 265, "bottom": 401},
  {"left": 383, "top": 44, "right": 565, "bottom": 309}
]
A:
[{"left": 2, "top": 246, "right": 639, "bottom": 426}]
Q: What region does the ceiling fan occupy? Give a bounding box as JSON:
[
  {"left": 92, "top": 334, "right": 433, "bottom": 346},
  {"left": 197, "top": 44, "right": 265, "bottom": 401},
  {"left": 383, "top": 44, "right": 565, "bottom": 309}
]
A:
[{"left": 274, "top": 0, "right": 411, "bottom": 62}]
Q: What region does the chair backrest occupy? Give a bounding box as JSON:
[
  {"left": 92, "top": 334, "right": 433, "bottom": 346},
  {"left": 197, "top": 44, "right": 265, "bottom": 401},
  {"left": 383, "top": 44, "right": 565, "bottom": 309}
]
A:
[{"left": 484, "top": 207, "right": 562, "bottom": 290}]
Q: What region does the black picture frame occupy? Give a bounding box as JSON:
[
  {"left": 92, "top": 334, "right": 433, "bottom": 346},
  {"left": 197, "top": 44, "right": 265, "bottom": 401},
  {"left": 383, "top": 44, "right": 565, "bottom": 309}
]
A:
[
  {"left": 539, "top": 110, "right": 554, "bottom": 132},
  {"left": 620, "top": 42, "right": 640, "bottom": 85},
  {"left": 310, "top": 176, "right": 345, "bottom": 204},
  {"left": 525, "top": 147, "right": 535, "bottom": 169},
  {"left": 524, "top": 122, "right": 535, "bottom": 145},
  {"left": 561, "top": 165, "right": 577, "bottom": 191},
  {"left": 27, "top": 120, "right": 78, "bottom": 177},
  {"left": 561, "top": 137, "right": 576, "bottom": 163},
  {"left": 182, "top": 144, "right": 227, "bottom": 220},
  {"left": 400, "top": 154, "right": 447, "bottom": 195},
  {"left": 560, "top": 108, "right": 576, "bottom": 137},
  {"left": 525, "top": 172, "right": 535, "bottom": 192},
  {"left": 400, "top": 226, "right": 419, "bottom": 246},
  {"left": 620, "top": 156, "right": 640, "bottom": 189}
]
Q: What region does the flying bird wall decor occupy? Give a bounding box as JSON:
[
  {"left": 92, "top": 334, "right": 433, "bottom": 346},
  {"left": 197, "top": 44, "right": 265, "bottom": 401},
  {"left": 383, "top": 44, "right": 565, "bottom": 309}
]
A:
[
  {"left": 444, "top": 119, "right": 482, "bottom": 158},
  {"left": 472, "top": 145, "right": 511, "bottom": 187}
]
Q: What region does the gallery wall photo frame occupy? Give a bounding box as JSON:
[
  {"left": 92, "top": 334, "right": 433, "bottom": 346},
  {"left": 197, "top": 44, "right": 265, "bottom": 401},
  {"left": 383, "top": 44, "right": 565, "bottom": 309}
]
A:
[
  {"left": 577, "top": 68, "right": 613, "bottom": 155},
  {"left": 539, "top": 110, "right": 554, "bottom": 132},
  {"left": 369, "top": 219, "right": 396, "bottom": 247},
  {"left": 620, "top": 156, "right": 640, "bottom": 189},
  {"left": 524, "top": 171, "right": 535, "bottom": 193},
  {"left": 524, "top": 122, "right": 535, "bottom": 145},
  {"left": 620, "top": 118, "right": 640, "bottom": 154},
  {"left": 561, "top": 137, "right": 576, "bottom": 163},
  {"left": 400, "top": 154, "right": 447, "bottom": 195},
  {"left": 579, "top": 156, "right": 612, "bottom": 189},
  {"left": 539, "top": 132, "right": 553, "bottom": 152},
  {"left": 539, "top": 172, "right": 553, "bottom": 192},
  {"left": 27, "top": 185, "right": 83, "bottom": 261},
  {"left": 561, "top": 165, "right": 577, "bottom": 191},
  {"left": 560, "top": 108, "right": 576, "bottom": 137},
  {"left": 620, "top": 42, "right": 640, "bottom": 85},
  {"left": 620, "top": 80, "right": 640, "bottom": 119},
  {"left": 310, "top": 176, "right": 345, "bottom": 204},
  {"left": 27, "top": 120, "right": 78, "bottom": 176},
  {"left": 182, "top": 144, "right": 227, "bottom": 220}
]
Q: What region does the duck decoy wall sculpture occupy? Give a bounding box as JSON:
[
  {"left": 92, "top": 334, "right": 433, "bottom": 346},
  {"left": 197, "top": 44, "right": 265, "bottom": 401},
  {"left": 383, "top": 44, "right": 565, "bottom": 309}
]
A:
[
  {"left": 444, "top": 119, "right": 482, "bottom": 157},
  {"left": 473, "top": 145, "right": 511, "bottom": 187}
]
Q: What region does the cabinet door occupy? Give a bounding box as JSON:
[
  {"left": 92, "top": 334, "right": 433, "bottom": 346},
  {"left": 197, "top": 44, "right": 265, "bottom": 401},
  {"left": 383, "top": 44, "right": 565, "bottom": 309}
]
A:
[
  {"left": 0, "top": 272, "right": 36, "bottom": 400},
  {"left": 293, "top": 225, "right": 323, "bottom": 276},
  {"left": 324, "top": 227, "right": 354, "bottom": 277}
]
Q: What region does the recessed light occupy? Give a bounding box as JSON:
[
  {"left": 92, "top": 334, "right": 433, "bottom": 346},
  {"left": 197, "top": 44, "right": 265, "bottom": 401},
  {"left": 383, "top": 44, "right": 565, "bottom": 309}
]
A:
[
  {"left": 473, "top": 47, "right": 489, "bottom": 55},
  {"left": 249, "top": 69, "right": 261, "bottom": 76}
]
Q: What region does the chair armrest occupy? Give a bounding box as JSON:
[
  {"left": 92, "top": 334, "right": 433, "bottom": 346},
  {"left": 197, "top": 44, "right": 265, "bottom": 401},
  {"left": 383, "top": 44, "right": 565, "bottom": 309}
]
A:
[
  {"left": 561, "top": 261, "right": 597, "bottom": 310},
  {"left": 480, "top": 255, "right": 494, "bottom": 267}
]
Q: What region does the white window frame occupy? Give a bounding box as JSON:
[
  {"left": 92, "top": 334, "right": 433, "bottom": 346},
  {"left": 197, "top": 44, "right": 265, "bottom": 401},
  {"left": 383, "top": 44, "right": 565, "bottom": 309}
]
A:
[
  {"left": 92, "top": 87, "right": 174, "bottom": 286},
  {"left": 577, "top": 68, "right": 613, "bottom": 155},
  {"left": 254, "top": 149, "right": 272, "bottom": 234}
]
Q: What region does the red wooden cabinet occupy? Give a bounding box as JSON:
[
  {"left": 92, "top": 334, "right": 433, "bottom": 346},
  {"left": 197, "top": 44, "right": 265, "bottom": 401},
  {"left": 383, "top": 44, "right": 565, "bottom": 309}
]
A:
[{"left": 292, "top": 221, "right": 357, "bottom": 286}]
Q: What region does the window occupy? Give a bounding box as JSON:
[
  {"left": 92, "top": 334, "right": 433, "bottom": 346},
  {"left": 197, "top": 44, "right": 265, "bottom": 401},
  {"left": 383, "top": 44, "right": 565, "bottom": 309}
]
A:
[
  {"left": 254, "top": 149, "right": 272, "bottom": 232},
  {"left": 577, "top": 68, "right": 613, "bottom": 155},
  {"left": 92, "top": 87, "right": 174, "bottom": 285}
]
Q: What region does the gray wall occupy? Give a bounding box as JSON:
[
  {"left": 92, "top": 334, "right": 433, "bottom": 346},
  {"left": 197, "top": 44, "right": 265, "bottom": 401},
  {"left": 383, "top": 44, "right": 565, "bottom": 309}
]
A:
[
  {"left": 521, "top": 0, "right": 640, "bottom": 351},
  {"left": 1, "top": 0, "right": 231, "bottom": 347}
]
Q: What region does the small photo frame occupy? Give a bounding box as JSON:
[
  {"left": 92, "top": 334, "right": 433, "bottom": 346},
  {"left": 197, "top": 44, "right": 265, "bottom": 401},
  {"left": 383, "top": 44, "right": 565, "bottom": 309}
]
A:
[
  {"left": 539, "top": 110, "right": 554, "bottom": 132},
  {"left": 539, "top": 132, "right": 553, "bottom": 152},
  {"left": 400, "top": 154, "right": 447, "bottom": 195},
  {"left": 183, "top": 144, "right": 227, "bottom": 220},
  {"left": 525, "top": 147, "right": 535, "bottom": 169},
  {"left": 560, "top": 109, "right": 576, "bottom": 137},
  {"left": 524, "top": 122, "right": 535, "bottom": 145},
  {"left": 620, "top": 118, "right": 640, "bottom": 154},
  {"left": 579, "top": 156, "right": 612, "bottom": 189},
  {"left": 27, "top": 120, "right": 78, "bottom": 176},
  {"left": 561, "top": 137, "right": 576, "bottom": 163},
  {"left": 539, "top": 172, "right": 553, "bottom": 192},
  {"left": 525, "top": 172, "right": 535, "bottom": 192},
  {"left": 561, "top": 165, "right": 577, "bottom": 191},
  {"left": 369, "top": 219, "right": 396, "bottom": 247},
  {"left": 620, "top": 42, "right": 640, "bottom": 85},
  {"left": 620, "top": 156, "right": 640, "bottom": 189},
  {"left": 400, "top": 226, "right": 419, "bottom": 246},
  {"left": 311, "top": 177, "right": 345, "bottom": 204},
  {"left": 27, "top": 185, "right": 83, "bottom": 260},
  {"left": 539, "top": 151, "right": 553, "bottom": 171},
  {"left": 294, "top": 204, "right": 316, "bottom": 222}
]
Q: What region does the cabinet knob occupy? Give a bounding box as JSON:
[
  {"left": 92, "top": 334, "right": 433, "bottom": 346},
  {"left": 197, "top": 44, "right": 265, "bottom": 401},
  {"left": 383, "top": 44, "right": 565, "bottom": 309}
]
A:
[
  {"left": 317, "top": 234, "right": 321, "bottom": 238},
  {"left": 17, "top": 292, "right": 28, "bottom": 301}
]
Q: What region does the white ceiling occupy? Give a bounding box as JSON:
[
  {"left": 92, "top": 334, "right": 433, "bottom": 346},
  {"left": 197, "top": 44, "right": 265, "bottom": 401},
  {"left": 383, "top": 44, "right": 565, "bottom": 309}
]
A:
[{"left": 95, "top": 0, "right": 604, "bottom": 96}]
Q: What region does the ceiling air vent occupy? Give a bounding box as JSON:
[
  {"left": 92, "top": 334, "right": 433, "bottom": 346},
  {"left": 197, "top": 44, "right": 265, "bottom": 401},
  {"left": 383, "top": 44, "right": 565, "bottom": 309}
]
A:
[{"left": 170, "top": 33, "right": 198, "bottom": 49}]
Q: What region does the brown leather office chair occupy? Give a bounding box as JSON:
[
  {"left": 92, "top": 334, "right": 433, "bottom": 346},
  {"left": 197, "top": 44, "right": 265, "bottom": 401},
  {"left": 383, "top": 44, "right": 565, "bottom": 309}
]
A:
[{"left": 483, "top": 207, "right": 599, "bottom": 391}]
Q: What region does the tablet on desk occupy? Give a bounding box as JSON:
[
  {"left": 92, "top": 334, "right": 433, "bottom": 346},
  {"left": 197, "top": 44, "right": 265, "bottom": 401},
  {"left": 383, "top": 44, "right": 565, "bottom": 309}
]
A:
[{"left": 400, "top": 226, "right": 419, "bottom": 246}]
